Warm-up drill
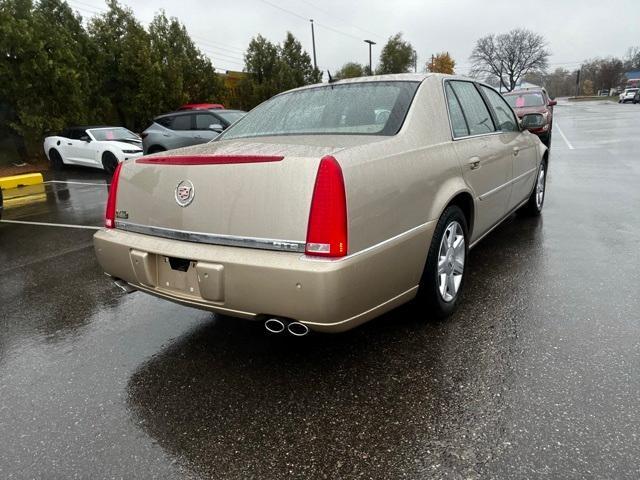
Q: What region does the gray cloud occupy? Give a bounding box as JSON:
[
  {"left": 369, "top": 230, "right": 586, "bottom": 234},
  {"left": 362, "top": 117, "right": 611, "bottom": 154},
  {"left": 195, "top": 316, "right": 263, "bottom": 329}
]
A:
[{"left": 70, "top": 0, "right": 638, "bottom": 75}]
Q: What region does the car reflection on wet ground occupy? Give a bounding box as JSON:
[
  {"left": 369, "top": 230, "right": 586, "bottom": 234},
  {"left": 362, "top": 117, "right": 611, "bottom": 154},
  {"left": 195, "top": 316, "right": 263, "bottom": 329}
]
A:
[{"left": 1, "top": 100, "right": 639, "bottom": 479}]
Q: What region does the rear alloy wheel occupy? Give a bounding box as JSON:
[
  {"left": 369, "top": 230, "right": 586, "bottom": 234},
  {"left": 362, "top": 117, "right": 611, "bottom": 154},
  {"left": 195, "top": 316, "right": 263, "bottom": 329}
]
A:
[
  {"left": 102, "top": 152, "right": 119, "bottom": 175},
  {"left": 49, "top": 149, "right": 64, "bottom": 170},
  {"left": 522, "top": 160, "right": 547, "bottom": 216},
  {"left": 418, "top": 205, "right": 468, "bottom": 318}
]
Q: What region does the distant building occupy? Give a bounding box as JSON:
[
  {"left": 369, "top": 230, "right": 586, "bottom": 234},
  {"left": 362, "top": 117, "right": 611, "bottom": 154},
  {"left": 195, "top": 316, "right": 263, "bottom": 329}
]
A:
[
  {"left": 624, "top": 71, "right": 640, "bottom": 88},
  {"left": 220, "top": 70, "right": 246, "bottom": 98}
]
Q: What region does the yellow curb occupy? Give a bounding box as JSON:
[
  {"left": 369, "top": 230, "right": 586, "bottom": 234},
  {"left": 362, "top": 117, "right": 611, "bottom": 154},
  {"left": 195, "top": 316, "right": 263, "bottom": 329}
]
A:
[
  {"left": 0, "top": 173, "right": 44, "bottom": 190},
  {"left": 4, "top": 192, "right": 47, "bottom": 208}
]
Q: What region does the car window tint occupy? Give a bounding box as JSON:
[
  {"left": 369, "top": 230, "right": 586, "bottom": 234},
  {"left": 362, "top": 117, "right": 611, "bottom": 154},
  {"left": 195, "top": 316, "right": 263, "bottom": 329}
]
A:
[
  {"left": 480, "top": 86, "right": 519, "bottom": 132},
  {"left": 156, "top": 116, "right": 173, "bottom": 128},
  {"left": 171, "top": 115, "right": 191, "bottom": 131},
  {"left": 69, "top": 129, "right": 85, "bottom": 140},
  {"left": 195, "top": 114, "right": 218, "bottom": 130},
  {"left": 445, "top": 83, "right": 470, "bottom": 137},
  {"left": 449, "top": 81, "right": 495, "bottom": 136}
]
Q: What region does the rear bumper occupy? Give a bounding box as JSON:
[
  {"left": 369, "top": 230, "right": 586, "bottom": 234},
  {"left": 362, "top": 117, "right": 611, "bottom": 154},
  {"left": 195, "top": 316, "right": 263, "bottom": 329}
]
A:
[{"left": 93, "top": 223, "right": 434, "bottom": 333}]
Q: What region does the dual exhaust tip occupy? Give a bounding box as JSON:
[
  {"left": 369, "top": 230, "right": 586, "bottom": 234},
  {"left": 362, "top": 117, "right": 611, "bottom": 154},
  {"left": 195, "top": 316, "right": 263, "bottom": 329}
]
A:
[{"left": 264, "top": 318, "right": 310, "bottom": 337}]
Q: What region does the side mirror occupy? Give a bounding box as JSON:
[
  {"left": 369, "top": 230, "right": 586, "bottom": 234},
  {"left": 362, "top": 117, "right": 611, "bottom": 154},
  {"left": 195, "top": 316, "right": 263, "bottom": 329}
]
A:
[
  {"left": 521, "top": 113, "right": 545, "bottom": 130},
  {"left": 208, "top": 124, "right": 224, "bottom": 133},
  {"left": 548, "top": 99, "right": 557, "bottom": 106},
  {"left": 80, "top": 135, "right": 91, "bottom": 142}
]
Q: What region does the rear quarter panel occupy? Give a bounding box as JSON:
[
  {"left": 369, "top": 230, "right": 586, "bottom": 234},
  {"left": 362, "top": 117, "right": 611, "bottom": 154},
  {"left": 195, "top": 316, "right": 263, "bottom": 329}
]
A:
[{"left": 338, "top": 76, "right": 470, "bottom": 254}]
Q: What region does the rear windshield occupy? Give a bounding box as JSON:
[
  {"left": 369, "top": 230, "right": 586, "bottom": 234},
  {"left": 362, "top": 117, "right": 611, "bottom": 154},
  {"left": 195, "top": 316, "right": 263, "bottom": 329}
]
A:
[
  {"left": 220, "top": 81, "right": 420, "bottom": 140},
  {"left": 504, "top": 93, "right": 545, "bottom": 108},
  {"left": 215, "top": 111, "right": 246, "bottom": 125}
]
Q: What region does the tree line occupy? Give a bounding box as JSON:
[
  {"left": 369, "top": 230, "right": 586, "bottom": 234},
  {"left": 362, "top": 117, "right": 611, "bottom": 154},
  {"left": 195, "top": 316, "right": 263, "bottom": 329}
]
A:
[{"left": 0, "top": 0, "right": 322, "bottom": 160}]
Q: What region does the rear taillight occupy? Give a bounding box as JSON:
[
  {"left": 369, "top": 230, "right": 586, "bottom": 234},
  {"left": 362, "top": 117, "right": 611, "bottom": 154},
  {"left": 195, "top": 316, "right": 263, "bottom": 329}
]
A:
[
  {"left": 305, "top": 156, "right": 348, "bottom": 257},
  {"left": 105, "top": 162, "right": 123, "bottom": 228}
]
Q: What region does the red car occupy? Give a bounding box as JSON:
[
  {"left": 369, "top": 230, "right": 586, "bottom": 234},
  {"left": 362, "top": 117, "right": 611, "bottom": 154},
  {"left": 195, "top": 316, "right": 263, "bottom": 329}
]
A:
[
  {"left": 503, "top": 89, "right": 556, "bottom": 146},
  {"left": 178, "top": 103, "right": 225, "bottom": 111}
]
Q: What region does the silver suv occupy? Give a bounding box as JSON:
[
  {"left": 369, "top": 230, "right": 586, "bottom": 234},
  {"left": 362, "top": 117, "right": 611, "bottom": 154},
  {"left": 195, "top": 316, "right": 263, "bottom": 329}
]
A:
[{"left": 142, "top": 109, "right": 245, "bottom": 154}]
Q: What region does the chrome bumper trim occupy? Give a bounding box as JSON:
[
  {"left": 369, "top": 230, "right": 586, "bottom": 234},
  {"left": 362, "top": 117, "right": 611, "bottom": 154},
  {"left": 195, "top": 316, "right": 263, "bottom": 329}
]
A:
[{"left": 114, "top": 221, "right": 306, "bottom": 253}]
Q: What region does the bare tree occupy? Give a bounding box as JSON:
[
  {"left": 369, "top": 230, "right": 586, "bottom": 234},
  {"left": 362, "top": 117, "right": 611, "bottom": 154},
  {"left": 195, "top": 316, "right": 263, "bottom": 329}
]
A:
[{"left": 470, "top": 28, "right": 549, "bottom": 91}]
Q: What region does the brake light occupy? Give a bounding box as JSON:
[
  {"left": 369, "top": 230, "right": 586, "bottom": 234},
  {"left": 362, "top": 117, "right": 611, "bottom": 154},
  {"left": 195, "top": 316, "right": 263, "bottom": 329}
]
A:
[
  {"left": 105, "top": 162, "right": 123, "bottom": 228},
  {"left": 305, "top": 156, "right": 348, "bottom": 257}
]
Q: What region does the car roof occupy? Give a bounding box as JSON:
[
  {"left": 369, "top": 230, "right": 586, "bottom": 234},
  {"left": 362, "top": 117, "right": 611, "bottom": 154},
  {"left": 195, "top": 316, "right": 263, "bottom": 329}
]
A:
[{"left": 502, "top": 89, "right": 544, "bottom": 95}]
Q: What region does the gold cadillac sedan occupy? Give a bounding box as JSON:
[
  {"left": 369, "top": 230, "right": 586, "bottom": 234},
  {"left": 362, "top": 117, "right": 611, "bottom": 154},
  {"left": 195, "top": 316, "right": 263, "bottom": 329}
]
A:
[{"left": 94, "top": 74, "right": 548, "bottom": 335}]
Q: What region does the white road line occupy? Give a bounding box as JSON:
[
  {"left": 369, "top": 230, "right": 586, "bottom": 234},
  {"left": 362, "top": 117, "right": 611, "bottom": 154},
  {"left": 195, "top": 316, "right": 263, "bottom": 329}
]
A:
[
  {"left": 555, "top": 123, "right": 575, "bottom": 150},
  {"left": 0, "top": 219, "right": 101, "bottom": 230},
  {"left": 44, "top": 180, "right": 110, "bottom": 186}
]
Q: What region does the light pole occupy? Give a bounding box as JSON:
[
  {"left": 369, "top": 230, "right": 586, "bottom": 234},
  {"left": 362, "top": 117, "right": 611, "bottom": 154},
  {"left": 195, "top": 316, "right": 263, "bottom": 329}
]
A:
[
  {"left": 310, "top": 19, "right": 317, "bottom": 70},
  {"left": 364, "top": 39, "right": 376, "bottom": 75}
]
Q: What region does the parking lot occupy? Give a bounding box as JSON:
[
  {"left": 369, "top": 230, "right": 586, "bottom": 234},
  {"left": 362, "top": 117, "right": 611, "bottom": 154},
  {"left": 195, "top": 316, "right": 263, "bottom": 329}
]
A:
[{"left": 1, "top": 100, "right": 639, "bottom": 479}]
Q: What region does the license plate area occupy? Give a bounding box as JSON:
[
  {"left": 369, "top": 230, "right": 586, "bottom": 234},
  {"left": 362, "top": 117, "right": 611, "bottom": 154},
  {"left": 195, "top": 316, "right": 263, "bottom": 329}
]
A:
[
  {"left": 158, "top": 256, "right": 200, "bottom": 296},
  {"left": 156, "top": 255, "right": 224, "bottom": 303}
]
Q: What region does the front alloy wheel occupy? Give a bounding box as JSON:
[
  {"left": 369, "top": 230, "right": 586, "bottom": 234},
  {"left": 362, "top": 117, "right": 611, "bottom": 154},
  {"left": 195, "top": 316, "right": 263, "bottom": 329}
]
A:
[{"left": 522, "top": 160, "right": 547, "bottom": 216}]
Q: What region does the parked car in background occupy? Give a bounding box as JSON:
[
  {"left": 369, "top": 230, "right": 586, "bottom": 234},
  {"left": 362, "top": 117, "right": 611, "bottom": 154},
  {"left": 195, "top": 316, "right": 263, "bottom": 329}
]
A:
[
  {"left": 503, "top": 89, "right": 556, "bottom": 146},
  {"left": 599, "top": 89, "right": 610, "bottom": 96},
  {"left": 178, "top": 103, "right": 225, "bottom": 110},
  {"left": 94, "top": 74, "right": 548, "bottom": 335},
  {"left": 141, "top": 109, "right": 246, "bottom": 154},
  {"left": 43, "top": 126, "right": 143, "bottom": 174},
  {"left": 619, "top": 88, "right": 639, "bottom": 103}
]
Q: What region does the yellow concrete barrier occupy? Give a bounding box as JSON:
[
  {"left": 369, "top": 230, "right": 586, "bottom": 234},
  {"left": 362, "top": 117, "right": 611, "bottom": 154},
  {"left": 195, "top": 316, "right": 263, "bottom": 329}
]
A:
[{"left": 0, "top": 173, "right": 44, "bottom": 190}]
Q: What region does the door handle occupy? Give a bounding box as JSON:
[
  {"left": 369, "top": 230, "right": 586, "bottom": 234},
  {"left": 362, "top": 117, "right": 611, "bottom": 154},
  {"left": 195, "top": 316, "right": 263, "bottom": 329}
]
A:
[
  {"left": 67, "top": 142, "right": 72, "bottom": 145},
  {"left": 513, "top": 147, "right": 520, "bottom": 156},
  {"left": 468, "top": 157, "right": 481, "bottom": 170}
]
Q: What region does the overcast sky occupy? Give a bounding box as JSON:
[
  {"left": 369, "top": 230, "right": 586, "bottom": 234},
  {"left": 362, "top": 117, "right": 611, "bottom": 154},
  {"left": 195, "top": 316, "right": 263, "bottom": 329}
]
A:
[{"left": 70, "top": 0, "right": 638, "bottom": 76}]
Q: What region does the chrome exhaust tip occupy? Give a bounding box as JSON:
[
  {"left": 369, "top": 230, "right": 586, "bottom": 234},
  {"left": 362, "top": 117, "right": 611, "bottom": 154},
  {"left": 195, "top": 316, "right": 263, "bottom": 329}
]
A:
[
  {"left": 287, "top": 322, "right": 310, "bottom": 337},
  {"left": 264, "top": 318, "right": 285, "bottom": 334}
]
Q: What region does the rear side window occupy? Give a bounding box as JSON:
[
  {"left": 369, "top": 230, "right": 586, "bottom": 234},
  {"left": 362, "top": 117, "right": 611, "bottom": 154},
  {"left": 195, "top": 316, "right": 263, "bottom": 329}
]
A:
[
  {"left": 480, "top": 86, "right": 519, "bottom": 132},
  {"left": 449, "top": 81, "right": 495, "bottom": 136},
  {"left": 171, "top": 115, "right": 192, "bottom": 131},
  {"left": 445, "top": 83, "right": 470, "bottom": 138},
  {"left": 156, "top": 116, "right": 173, "bottom": 128}
]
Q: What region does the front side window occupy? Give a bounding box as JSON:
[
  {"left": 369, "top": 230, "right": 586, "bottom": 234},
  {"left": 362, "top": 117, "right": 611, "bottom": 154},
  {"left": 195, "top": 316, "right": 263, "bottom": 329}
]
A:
[
  {"left": 195, "top": 114, "right": 218, "bottom": 130},
  {"left": 481, "top": 86, "right": 519, "bottom": 133},
  {"left": 220, "top": 81, "right": 420, "bottom": 140},
  {"left": 449, "top": 81, "right": 495, "bottom": 136}
]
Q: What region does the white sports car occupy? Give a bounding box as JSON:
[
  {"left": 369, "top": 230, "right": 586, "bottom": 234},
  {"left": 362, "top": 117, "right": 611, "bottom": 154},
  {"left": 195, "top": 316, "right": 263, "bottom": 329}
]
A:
[{"left": 44, "top": 126, "right": 143, "bottom": 174}]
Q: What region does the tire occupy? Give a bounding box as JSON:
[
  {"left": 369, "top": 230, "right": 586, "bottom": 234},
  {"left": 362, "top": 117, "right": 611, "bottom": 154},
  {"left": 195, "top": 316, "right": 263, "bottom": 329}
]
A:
[
  {"left": 416, "top": 205, "right": 469, "bottom": 319},
  {"left": 102, "top": 152, "right": 119, "bottom": 175},
  {"left": 539, "top": 131, "right": 551, "bottom": 147},
  {"left": 49, "top": 149, "right": 64, "bottom": 170},
  {"left": 522, "top": 159, "right": 547, "bottom": 216}
]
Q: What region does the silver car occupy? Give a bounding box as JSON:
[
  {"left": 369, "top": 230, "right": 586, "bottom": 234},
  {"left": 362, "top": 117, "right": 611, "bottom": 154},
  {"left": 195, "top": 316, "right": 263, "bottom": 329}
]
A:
[{"left": 141, "top": 109, "right": 245, "bottom": 154}]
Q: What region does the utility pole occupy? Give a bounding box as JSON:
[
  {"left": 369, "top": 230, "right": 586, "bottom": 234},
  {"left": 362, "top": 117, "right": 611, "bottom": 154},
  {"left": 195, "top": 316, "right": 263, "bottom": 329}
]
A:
[
  {"left": 430, "top": 54, "right": 434, "bottom": 72},
  {"left": 364, "top": 39, "right": 376, "bottom": 75},
  {"left": 575, "top": 69, "right": 581, "bottom": 96},
  {"left": 413, "top": 50, "right": 417, "bottom": 73},
  {"left": 310, "top": 19, "right": 317, "bottom": 70}
]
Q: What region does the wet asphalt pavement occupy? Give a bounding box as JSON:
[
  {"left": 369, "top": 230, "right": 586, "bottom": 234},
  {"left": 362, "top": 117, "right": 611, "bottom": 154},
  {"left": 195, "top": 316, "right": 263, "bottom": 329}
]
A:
[{"left": 1, "top": 100, "right": 639, "bottom": 479}]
